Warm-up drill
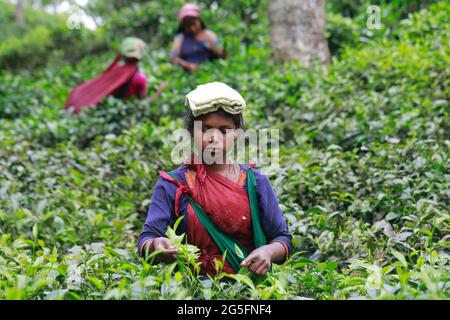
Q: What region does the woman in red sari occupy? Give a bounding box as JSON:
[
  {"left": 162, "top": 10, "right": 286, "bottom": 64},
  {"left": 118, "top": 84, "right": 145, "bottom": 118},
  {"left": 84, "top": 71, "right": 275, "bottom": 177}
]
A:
[
  {"left": 64, "top": 37, "right": 149, "bottom": 114},
  {"left": 138, "top": 82, "right": 291, "bottom": 276}
]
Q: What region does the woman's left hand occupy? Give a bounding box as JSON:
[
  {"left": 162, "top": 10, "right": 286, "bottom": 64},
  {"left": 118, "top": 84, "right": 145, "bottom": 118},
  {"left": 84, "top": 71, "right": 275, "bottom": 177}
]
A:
[{"left": 240, "top": 245, "right": 273, "bottom": 275}]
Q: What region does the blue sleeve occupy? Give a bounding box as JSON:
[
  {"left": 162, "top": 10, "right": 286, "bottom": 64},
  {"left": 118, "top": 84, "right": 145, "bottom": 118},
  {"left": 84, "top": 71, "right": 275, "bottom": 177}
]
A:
[
  {"left": 170, "top": 34, "right": 182, "bottom": 59},
  {"left": 253, "top": 169, "right": 292, "bottom": 255},
  {"left": 137, "top": 177, "right": 177, "bottom": 256}
]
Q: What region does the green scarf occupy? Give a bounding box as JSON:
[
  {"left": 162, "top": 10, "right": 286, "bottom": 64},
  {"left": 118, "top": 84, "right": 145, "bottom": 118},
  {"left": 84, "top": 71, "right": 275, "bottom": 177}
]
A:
[{"left": 168, "top": 167, "right": 267, "bottom": 272}]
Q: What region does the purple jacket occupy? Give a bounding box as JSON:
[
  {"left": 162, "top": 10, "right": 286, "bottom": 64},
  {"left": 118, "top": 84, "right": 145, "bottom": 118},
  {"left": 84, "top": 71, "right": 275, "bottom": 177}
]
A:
[
  {"left": 137, "top": 165, "right": 292, "bottom": 255},
  {"left": 179, "top": 34, "right": 213, "bottom": 64}
]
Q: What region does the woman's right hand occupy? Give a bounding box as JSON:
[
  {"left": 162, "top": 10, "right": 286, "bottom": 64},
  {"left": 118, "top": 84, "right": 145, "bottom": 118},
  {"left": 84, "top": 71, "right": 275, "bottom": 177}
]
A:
[
  {"left": 152, "top": 237, "right": 179, "bottom": 263},
  {"left": 181, "top": 61, "right": 198, "bottom": 72}
]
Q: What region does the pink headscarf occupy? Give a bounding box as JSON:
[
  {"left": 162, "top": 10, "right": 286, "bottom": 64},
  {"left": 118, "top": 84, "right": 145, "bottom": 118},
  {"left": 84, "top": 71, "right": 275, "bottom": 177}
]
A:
[
  {"left": 64, "top": 55, "right": 138, "bottom": 114},
  {"left": 178, "top": 3, "right": 200, "bottom": 22}
]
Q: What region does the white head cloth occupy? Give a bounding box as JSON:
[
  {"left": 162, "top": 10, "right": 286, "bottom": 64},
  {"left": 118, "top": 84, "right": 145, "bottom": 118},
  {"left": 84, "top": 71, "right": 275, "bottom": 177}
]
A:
[{"left": 185, "top": 82, "right": 246, "bottom": 117}]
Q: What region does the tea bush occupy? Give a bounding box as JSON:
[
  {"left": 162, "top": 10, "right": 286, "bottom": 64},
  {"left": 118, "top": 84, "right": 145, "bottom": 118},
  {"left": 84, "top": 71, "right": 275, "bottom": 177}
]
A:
[{"left": 0, "top": 2, "right": 107, "bottom": 71}]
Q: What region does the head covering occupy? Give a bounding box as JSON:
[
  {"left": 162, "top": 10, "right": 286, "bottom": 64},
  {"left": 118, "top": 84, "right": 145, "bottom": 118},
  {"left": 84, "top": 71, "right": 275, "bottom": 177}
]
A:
[
  {"left": 185, "top": 82, "right": 246, "bottom": 117},
  {"left": 120, "top": 37, "right": 147, "bottom": 60},
  {"left": 178, "top": 3, "right": 201, "bottom": 22}
]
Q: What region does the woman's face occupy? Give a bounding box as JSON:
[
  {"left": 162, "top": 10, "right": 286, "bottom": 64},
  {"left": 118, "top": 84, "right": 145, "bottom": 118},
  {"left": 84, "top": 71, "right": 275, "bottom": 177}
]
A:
[
  {"left": 183, "top": 16, "right": 202, "bottom": 35},
  {"left": 193, "top": 112, "right": 237, "bottom": 164}
]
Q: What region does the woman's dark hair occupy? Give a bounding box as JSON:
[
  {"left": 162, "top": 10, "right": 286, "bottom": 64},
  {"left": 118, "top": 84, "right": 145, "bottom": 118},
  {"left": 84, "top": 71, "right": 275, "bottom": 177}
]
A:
[
  {"left": 184, "top": 107, "right": 244, "bottom": 135},
  {"left": 177, "top": 16, "right": 207, "bottom": 35},
  {"left": 124, "top": 57, "right": 139, "bottom": 64}
]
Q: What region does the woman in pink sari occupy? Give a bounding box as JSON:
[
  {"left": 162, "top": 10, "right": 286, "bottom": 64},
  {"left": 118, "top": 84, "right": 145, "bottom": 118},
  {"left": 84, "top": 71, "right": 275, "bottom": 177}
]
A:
[
  {"left": 138, "top": 82, "right": 291, "bottom": 276},
  {"left": 64, "top": 37, "right": 148, "bottom": 114}
]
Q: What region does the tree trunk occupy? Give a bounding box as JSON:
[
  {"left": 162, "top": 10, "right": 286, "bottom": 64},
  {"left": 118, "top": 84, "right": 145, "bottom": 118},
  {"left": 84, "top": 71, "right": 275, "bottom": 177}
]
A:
[
  {"left": 268, "top": 0, "right": 330, "bottom": 65},
  {"left": 15, "top": 0, "right": 25, "bottom": 26},
  {"left": 53, "top": 0, "right": 59, "bottom": 14}
]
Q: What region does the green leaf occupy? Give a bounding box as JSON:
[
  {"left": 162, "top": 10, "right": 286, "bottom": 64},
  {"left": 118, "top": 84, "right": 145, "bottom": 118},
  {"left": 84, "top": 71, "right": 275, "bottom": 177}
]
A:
[
  {"left": 224, "top": 274, "right": 255, "bottom": 290},
  {"left": 391, "top": 250, "right": 408, "bottom": 268},
  {"left": 173, "top": 215, "right": 184, "bottom": 234},
  {"left": 174, "top": 271, "right": 183, "bottom": 282},
  {"left": 385, "top": 212, "right": 399, "bottom": 220},
  {"left": 117, "top": 201, "right": 134, "bottom": 209},
  {"left": 326, "top": 261, "right": 337, "bottom": 271},
  {"left": 234, "top": 244, "right": 244, "bottom": 260},
  {"left": 86, "top": 276, "right": 104, "bottom": 291},
  {"left": 32, "top": 224, "right": 38, "bottom": 240}
]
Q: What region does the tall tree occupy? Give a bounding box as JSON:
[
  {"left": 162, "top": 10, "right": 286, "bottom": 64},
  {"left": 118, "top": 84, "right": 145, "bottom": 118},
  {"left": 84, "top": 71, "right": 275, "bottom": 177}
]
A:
[
  {"left": 53, "top": 0, "right": 59, "bottom": 14},
  {"left": 15, "top": 0, "right": 25, "bottom": 26},
  {"left": 268, "top": 0, "right": 330, "bottom": 65}
]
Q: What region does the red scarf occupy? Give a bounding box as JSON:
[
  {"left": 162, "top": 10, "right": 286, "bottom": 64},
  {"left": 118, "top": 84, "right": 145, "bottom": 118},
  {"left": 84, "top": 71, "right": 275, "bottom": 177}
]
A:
[
  {"left": 64, "top": 55, "right": 138, "bottom": 114},
  {"left": 161, "top": 155, "right": 254, "bottom": 276},
  {"left": 187, "top": 163, "right": 254, "bottom": 276}
]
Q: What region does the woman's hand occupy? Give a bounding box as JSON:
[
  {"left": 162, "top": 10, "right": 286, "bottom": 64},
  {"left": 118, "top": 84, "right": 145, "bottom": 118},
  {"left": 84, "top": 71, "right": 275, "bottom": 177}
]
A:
[
  {"left": 240, "top": 242, "right": 287, "bottom": 275},
  {"left": 201, "top": 31, "right": 226, "bottom": 59},
  {"left": 170, "top": 54, "right": 198, "bottom": 73},
  {"left": 240, "top": 245, "right": 273, "bottom": 275},
  {"left": 152, "top": 237, "right": 179, "bottom": 263},
  {"left": 181, "top": 61, "right": 198, "bottom": 72},
  {"left": 220, "top": 48, "right": 227, "bottom": 59}
]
